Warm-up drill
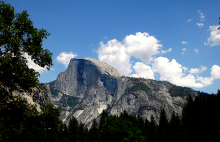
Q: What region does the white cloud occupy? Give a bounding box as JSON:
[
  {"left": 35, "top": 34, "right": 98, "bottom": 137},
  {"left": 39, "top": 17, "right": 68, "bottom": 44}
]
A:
[
  {"left": 197, "top": 10, "right": 205, "bottom": 21},
  {"left": 197, "top": 76, "right": 213, "bottom": 86},
  {"left": 152, "top": 58, "right": 219, "bottom": 88},
  {"left": 131, "top": 62, "right": 154, "bottom": 79},
  {"left": 97, "top": 32, "right": 220, "bottom": 88},
  {"left": 152, "top": 57, "right": 204, "bottom": 88},
  {"left": 161, "top": 48, "right": 172, "bottom": 54},
  {"left": 57, "top": 52, "right": 77, "bottom": 68},
  {"left": 97, "top": 32, "right": 162, "bottom": 76},
  {"left": 211, "top": 65, "right": 220, "bottom": 79},
  {"left": 181, "top": 41, "right": 188, "bottom": 44},
  {"left": 204, "top": 25, "right": 220, "bottom": 46},
  {"left": 196, "top": 23, "right": 204, "bottom": 28},
  {"left": 98, "top": 39, "right": 132, "bottom": 75},
  {"left": 194, "top": 48, "right": 199, "bottom": 53},
  {"left": 23, "top": 53, "right": 48, "bottom": 74},
  {"left": 187, "top": 18, "right": 192, "bottom": 23},
  {"left": 124, "top": 32, "right": 162, "bottom": 64},
  {"left": 189, "top": 65, "right": 207, "bottom": 74}
]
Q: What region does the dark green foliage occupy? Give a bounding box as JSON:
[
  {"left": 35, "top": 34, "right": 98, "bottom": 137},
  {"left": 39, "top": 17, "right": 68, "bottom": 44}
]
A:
[
  {"left": 41, "top": 103, "right": 62, "bottom": 142},
  {"left": 125, "top": 77, "right": 150, "bottom": 94},
  {"left": 50, "top": 86, "right": 60, "bottom": 96},
  {"left": 181, "top": 94, "right": 220, "bottom": 142},
  {"left": 2, "top": 91, "right": 220, "bottom": 142},
  {"left": 129, "top": 82, "right": 150, "bottom": 93},
  {"left": 137, "top": 114, "right": 145, "bottom": 136},
  {"left": 99, "top": 110, "right": 108, "bottom": 130},
  {"left": 0, "top": 96, "right": 63, "bottom": 142},
  {"left": 169, "top": 112, "right": 183, "bottom": 142},
  {"left": 49, "top": 82, "right": 79, "bottom": 107},
  {"left": 98, "top": 115, "right": 146, "bottom": 142},
  {"left": 158, "top": 109, "right": 169, "bottom": 142},
  {"left": 0, "top": 1, "right": 53, "bottom": 109},
  {"left": 68, "top": 116, "right": 79, "bottom": 142},
  {"left": 168, "top": 85, "right": 196, "bottom": 97},
  {"left": 147, "top": 115, "right": 158, "bottom": 142},
  {"left": 89, "top": 119, "right": 99, "bottom": 142},
  {"left": 60, "top": 94, "right": 79, "bottom": 107}
]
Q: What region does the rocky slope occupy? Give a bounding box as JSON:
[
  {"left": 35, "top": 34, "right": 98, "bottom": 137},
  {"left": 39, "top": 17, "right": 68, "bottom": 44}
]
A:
[
  {"left": 12, "top": 84, "right": 52, "bottom": 112},
  {"left": 48, "top": 57, "right": 199, "bottom": 127}
]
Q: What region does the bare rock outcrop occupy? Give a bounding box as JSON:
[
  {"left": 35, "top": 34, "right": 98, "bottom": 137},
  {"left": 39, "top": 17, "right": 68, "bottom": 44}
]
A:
[
  {"left": 13, "top": 84, "right": 52, "bottom": 112},
  {"left": 48, "top": 58, "right": 199, "bottom": 127}
]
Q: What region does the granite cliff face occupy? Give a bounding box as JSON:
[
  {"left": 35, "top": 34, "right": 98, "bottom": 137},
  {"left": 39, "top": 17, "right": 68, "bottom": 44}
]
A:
[
  {"left": 48, "top": 58, "right": 198, "bottom": 126},
  {"left": 13, "top": 84, "right": 52, "bottom": 112}
]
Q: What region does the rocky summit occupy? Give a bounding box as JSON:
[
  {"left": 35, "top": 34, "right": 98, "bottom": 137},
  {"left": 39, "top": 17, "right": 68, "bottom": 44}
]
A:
[{"left": 47, "top": 57, "right": 198, "bottom": 127}]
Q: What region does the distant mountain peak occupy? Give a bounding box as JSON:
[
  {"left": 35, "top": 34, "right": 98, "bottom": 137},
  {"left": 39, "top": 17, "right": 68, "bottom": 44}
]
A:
[
  {"left": 82, "top": 57, "right": 122, "bottom": 77},
  {"left": 48, "top": 57, "right": 198, "bottom": 127}
]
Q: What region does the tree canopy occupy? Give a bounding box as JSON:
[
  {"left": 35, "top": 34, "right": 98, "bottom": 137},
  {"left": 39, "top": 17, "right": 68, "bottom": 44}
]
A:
[{"left": 0, "top": 1, "right": 53, "bottom": 106}]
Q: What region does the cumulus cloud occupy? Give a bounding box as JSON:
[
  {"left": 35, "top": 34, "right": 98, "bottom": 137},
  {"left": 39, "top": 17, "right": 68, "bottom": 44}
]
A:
[
  {"left": 124, "top": 32, "right": 162, "bottom": 64},
  {"left": 97, "top": 32, "right": 220, "bottom": 88},
  {"left": 194, "top": 48, "right": 199, "bottom": 53},
  {"left": 57, "top": 52, "right": 77, "bottom": 68},
  {"left": 196, "top": 23, "right": 204, "bottom": 28},
  {"left": 197, "top": 10, "right": 205, "bottom": 21},
  {"left": 152, "top": 57, "right": 204, "bottom": 88},
  {"left": 131, "top": 62, "right": 154, "bottom": 79},
  {"left": 181, "top": 41, "right": 188, "bottom": 44},
  {"left": 196, "top": 65, "right": 220, "bottom": 86},
  {"left": 23, "top": 53, "right": 48, "bottom": 74},
  {"left": 152, "top": 57, "right": 220, "bottom": 88},
  {"left": 189, "top": 65, "right": 207, "bottom": 74},
  {"left": 211, "top": 65, "right": 220, "bottom": 79},
  {"left": 97, "top": 32, "right": 162, "bottom": 76},
  {"left": 98, "top": 39, "right": 132, "bottom": 75},
  {"left": 204, "top": 25, "right": 220, "bottom": 46},
  {"left": 197, "top": 76, "right": 213, "bottom": 86}
]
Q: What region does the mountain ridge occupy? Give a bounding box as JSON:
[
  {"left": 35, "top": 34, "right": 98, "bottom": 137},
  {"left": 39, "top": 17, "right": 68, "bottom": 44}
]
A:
[{"left": 47, "top": 57, "right": 199, "bottom": 127}]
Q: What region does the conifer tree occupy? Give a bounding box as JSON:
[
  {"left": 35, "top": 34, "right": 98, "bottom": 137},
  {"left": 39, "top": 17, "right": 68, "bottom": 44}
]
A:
[
  {"left": 89, "top": 119, "right": 98, "bottom": 142},
  {"left": 158, "top": 109, "right": 169, "bottom": 142},
  {"left": 182, "top": 95, "right": 194, "bottom": 142},
  {"left": 148, "top": 115, "right": 157, "bottom": 142},
  {"left": 169, "top": 112, "right": 183, "bottom": 142},
  {"left": 137, "top": 114, "right": 145, "bottom": 135},
  {"left": 68, "top": 116, "right": 79, "bottom": 142},
  {"left": 144, "top": 118, "right": 150, "bottom": 140},
  {"left": 99, "top": 110, "right": 108, "bottom": 130}
]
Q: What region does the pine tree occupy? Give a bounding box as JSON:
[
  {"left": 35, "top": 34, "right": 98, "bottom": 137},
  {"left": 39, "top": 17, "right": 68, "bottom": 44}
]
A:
[
  {"left": 148, "top": 115, "right": 157, "bottom": 142},
  {"left": 99, "top": 110, "right": 108, "bottom": 130},
  {"left": 89, "top": 119, "right": 98, "bottom": 142},
  {"left": 144, "top": 118, "right": 150, "bottom": 140},
  {"left": 158, "top": 109, "right": 169, "bottom": 142},
  {"left": 68, "top": 116, "right": 79, "bottom": 142},
  {"left": 137, "top": 114, "right": 145, "bottom": 136},
  {"left": 182, "top": 95, "right": 194, "bottom": 142},
  {"left": 169, "top": 112, "right": 183, "bottom": 142}
]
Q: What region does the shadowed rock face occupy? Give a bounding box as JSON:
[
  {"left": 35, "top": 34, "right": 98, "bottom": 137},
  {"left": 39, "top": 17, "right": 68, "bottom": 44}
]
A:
[
  {"left": 53, "top": 58, "right": 121, "bottom": 98},
  {"left": 12, "top": 84, "right": 52, "bottom": 112},
  {"left": 48, "top": 58, "right": 199, "bottom": 127}
]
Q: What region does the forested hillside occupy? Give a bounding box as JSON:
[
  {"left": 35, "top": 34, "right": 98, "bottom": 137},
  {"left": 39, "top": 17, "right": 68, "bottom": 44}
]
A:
[{"left": 1, "top": 90, "right": 220, "bottom": 142}]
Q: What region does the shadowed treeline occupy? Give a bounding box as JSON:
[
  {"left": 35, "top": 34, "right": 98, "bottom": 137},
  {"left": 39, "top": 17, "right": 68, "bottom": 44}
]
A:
[{"left": 1, "top": 90, "right": 220, "bottom": 142}]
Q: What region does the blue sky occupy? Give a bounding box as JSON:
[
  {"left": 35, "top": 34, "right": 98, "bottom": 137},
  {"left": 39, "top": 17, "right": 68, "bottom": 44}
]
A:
[{"left": 5, "top": 0, "right": 220, "bottom": 94}]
